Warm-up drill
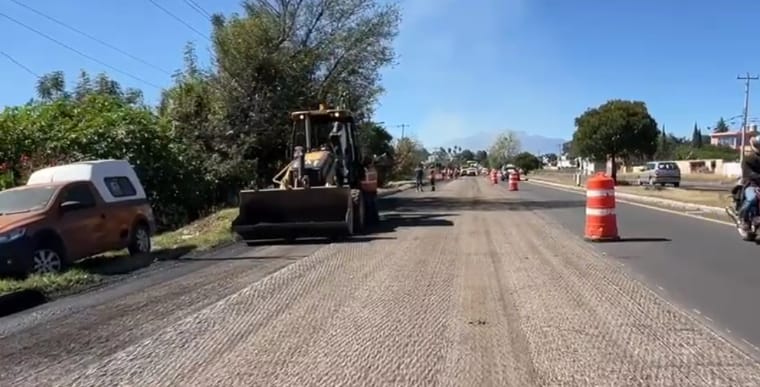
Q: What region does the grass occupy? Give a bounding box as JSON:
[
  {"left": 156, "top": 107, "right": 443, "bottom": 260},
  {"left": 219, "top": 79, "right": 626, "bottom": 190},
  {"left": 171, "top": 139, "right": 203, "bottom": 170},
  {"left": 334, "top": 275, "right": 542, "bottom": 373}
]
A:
[
  {"left": 153, "top": 208, "right": 238, "bottom": 251},
  {"left": 0, "top": 208, "right": 239, "bottom": 297},
  {"left": 0, "top": 269, "right": 100, "bottom": 296}
]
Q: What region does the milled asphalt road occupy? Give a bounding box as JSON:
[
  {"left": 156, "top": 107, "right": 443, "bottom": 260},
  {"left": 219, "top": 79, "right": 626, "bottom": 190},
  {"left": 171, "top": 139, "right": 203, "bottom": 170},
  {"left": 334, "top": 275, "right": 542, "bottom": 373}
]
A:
[
  {"left": 2, "top": 177, "right": 760, "bottom": 386},
  {"left": 521, "top": 178, "right": 760, "bottom": 354}
]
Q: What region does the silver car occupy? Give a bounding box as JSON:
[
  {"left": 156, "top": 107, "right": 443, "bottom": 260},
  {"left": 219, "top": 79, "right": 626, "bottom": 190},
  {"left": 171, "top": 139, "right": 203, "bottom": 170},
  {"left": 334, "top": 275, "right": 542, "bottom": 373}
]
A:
[{"left": 637, "top": 161, "right": 681, "bottom": 187}]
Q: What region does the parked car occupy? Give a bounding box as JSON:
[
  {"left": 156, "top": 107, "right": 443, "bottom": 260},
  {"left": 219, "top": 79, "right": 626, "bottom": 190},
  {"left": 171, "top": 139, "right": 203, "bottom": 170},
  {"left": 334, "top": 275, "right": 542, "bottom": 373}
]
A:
[
  {"left": 0, "top": 160, "right": 156, "bottom": 276},
  {"left": 637, "top": 161, "right": 681, "bottom": 187}
]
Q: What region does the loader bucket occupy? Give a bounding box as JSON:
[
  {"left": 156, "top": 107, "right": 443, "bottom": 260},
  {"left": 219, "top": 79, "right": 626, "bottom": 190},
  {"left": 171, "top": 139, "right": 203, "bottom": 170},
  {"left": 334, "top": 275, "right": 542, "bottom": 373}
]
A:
[{"left": 232, "top": 186, "right": 353, "bottom": 240}]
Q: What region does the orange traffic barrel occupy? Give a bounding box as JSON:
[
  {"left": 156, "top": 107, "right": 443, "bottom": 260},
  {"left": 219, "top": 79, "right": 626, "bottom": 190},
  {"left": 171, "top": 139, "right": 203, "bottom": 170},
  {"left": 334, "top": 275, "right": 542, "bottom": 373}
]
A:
[
  {"left": 508, "top": 171, "right": 519, "bottom": 191},
  {"left": 584, "top": 172, "right": 620, "bottom": 241}
]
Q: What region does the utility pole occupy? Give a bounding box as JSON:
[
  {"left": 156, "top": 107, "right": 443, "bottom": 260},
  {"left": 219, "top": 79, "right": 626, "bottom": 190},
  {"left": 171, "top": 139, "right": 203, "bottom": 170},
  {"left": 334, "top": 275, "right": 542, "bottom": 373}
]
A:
[
  {"left": 395, "top": 124, "right": 410, "bottom": 139},
  {"left": 738, "top": 72, "right": 759, "bottom": 164}
]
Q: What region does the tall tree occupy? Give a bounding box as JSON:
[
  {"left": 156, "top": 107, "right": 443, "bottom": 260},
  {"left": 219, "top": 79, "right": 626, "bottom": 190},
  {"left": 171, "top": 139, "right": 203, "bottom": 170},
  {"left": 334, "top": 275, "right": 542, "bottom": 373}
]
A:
[
  {"left": 691, "top": 122, "right": 703, "bottom": 147},
  {"left": 714, "top": 117, "right": 730, "bottom": 133},
  {"left": 161, "top": 0, "right": 401, "bottom": 186},
  {"left": 572, "top": 99, "right": 659, "bottom": 182}
]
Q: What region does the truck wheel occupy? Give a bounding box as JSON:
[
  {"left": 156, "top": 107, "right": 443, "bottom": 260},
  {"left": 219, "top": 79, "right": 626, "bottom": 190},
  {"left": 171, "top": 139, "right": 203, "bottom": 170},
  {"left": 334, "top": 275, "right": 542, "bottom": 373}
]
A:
[
  {"left": 128, "top": 223, "right": 152, "bottom": 256},
  {"left": 31, "top": 238, "right": 66, "bottom": 275}
]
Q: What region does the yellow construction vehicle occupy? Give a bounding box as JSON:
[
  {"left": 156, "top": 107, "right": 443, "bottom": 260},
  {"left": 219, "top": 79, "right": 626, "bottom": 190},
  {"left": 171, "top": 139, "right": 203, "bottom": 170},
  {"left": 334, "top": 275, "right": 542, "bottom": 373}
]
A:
[{"left": 231, "top": 104, "right": 380, "bottom": 242}]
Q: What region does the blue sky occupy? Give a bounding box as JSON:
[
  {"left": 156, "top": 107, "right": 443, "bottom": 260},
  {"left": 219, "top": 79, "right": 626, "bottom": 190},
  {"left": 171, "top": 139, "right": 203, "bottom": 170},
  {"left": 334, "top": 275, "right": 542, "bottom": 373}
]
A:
[{"left": 2, "top": 1, "right": 760, "bottom": 149}]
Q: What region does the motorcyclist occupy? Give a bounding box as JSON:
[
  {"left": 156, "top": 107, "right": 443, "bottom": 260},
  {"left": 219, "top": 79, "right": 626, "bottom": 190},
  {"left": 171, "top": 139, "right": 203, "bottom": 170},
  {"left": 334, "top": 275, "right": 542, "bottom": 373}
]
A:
[
  {"left": 738, "top": 135, "right": 760, "bottom": 235},
  {"left": 414, "top": 162, "right": 424, "bottom": 192}
]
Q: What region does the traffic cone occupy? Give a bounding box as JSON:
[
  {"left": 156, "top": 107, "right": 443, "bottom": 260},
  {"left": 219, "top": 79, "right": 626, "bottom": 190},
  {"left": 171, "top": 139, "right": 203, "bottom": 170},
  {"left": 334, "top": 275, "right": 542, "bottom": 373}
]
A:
[
  {"left": 508, "top": 171, "right": 519, "bottom": 191},
  {"left": 584, "top": 172, "right": 620, "bottom": 242}
]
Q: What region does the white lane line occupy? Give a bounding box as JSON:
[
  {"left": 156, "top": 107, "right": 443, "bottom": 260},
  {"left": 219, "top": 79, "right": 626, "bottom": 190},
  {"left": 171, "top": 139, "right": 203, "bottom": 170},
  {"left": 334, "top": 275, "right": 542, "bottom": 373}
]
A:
[{"left": 526, "top": 181, "right": 735, "bottom": 228}]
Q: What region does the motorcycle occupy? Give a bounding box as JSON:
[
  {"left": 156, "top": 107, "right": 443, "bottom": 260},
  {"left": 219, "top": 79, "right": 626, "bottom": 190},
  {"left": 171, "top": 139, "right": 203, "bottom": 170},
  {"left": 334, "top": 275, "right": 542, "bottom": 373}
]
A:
[{"left": 725, "top": 179, "right": 760, "bottom": 241}]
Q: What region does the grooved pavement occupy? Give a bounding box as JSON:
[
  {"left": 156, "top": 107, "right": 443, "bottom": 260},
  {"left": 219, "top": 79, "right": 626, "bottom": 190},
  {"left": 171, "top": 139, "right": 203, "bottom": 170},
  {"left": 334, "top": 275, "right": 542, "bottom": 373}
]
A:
[{"left": 3, "top": 177, "right": 760, "bottom": 386}]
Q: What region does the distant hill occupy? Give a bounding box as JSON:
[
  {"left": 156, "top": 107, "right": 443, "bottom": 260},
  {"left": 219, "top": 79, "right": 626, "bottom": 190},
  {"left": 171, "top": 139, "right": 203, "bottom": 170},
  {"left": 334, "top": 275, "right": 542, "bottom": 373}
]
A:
[{"left": 438, "top": 130, "right": 567, "bottom": 155}]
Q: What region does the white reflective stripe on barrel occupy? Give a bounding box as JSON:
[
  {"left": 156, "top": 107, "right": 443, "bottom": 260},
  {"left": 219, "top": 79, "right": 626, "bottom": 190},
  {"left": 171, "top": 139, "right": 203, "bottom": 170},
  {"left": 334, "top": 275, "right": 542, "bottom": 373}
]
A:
[
  {"left": 586, "top": 189, "right": 615, "bottom": 198},
  {"left": 586, "top": 207, "right": 615, "bottom": 216}
]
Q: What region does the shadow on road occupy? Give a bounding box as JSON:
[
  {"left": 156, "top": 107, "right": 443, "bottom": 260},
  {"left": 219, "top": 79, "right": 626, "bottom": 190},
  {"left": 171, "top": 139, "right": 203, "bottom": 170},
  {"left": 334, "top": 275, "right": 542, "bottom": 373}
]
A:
[
  {"left": 76, "top": 245, "right": 197, "bottom": 276},
  {"left": 0, "top": 289, "right": 47, "bottom": 318},
  {"left": 379, "top": 196, "right": 586, "bottom": 212},
  {"left": 359, "top": 213, "right": 456, "bottom": 235},
  {"left": 617, "top": 237, "right": 672, "bottom": 243},
  {"left": 240, "top": 235, "right": 396, "bottom": 247}
]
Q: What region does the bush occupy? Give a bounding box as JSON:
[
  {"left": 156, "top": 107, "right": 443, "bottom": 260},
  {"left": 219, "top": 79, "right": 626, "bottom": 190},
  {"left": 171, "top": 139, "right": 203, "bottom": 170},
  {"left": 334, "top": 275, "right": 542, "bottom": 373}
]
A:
[{"left": 0, "top": 95, "right": 216, "bottom": 231}]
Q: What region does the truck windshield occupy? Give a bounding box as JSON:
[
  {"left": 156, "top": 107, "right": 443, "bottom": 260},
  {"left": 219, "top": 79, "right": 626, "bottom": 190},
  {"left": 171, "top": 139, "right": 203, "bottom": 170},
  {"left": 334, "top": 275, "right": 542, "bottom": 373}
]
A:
[{"left": 0, "top": 186, "right": 57, "bottom": 215}]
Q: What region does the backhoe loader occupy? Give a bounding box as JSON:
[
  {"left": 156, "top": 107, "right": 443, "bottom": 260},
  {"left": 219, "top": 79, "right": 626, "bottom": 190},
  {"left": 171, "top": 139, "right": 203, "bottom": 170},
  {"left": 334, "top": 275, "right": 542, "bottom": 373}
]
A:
[{"left": 231, "top": 104, "right": 380, "bottom": 242}]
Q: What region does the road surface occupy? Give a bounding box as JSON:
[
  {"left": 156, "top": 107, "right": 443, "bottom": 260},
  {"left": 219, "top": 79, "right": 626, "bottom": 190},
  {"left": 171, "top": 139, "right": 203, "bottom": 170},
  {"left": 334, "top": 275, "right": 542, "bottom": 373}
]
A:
[
  {"left": 1, "top": 177, "right": 759, "bottom": 386},
  {"left": 522, "top": 179, "right": 760, "bottom": 351}
]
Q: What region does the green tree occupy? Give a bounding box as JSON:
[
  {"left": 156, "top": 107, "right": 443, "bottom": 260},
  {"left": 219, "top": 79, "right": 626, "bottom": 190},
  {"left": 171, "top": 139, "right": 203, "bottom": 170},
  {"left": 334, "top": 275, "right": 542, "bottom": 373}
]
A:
[
  {"left": 512, "top": 152, "right": 541, "bottom": 173},
  {"left": 357, "top": 121, "right": 394, "bottom": 159},
  {"left": 691, "top": 122, "right": 703, "bottom": 147},
  {"left": 543, "top": 153, "right": 558, "bottom": 164},
  {"left": 392, "top": 137, "right": 426, "bottom": 179},
  {"left": 0, "top": 88, "right": 211, "bottom": 229},
  {"left": 656, "top": 126, "right": 672, "bottom": 159},
  {"left": 36, "top": 71, "right": 67, "bottom": 102},
  {"left": 572, "top": 99, "right": 658, "bottom": 182},
  {"left": 459, "top": 149, "right": 475, "bottom": 161},
  {"left": 488, "top": 130, "right": 521, "bottom": 168},
  {"left": 165, "top": 0, "right": 401, "bottom": 186},
  {"left": 714, "top": 117, "right": 729, "bottom": 133},
  {"left": 474, "top": 150, "right": 488, "bottom": 164}
]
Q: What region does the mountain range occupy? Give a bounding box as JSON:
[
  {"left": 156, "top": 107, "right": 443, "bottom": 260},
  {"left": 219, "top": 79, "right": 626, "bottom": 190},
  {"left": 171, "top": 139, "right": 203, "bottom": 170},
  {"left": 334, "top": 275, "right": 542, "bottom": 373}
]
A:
[{"left": 438, "top": 130, "right": 568, "bottom": 156}]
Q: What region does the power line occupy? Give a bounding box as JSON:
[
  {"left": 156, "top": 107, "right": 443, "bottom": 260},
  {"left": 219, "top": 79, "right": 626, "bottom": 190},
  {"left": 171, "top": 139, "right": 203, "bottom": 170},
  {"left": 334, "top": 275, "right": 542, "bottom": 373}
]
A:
[
  {"left": 1, "top": 51, "right": 39, "bottom": 78},
  {"left": 0, "top": 12, "right": 163, "bottom": 89},
  {"left": 8, "top": 0, "right": 172, "bottom": 76},
  {"left": 183, "top": 0, "right": 212, "bottom": 19},
  {"left": 147, "top": 0, "right": 210, "bottom": 41},
  {"left": 737, "top": 72, "right": 759, "bottom": 164}
]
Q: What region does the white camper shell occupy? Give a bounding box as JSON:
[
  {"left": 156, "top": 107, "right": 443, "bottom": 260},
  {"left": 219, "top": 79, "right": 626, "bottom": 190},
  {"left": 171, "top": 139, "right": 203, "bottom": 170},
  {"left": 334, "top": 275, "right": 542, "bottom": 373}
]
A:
[{"left": 27, "top": 159, "right": 147, "bottom": 203}]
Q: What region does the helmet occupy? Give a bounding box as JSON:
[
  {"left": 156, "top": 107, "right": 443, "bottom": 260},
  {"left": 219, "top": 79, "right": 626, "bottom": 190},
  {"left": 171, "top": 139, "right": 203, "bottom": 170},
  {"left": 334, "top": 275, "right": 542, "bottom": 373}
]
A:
[{"left": 751, "top": 135, "right": 760, "bottom": 155}]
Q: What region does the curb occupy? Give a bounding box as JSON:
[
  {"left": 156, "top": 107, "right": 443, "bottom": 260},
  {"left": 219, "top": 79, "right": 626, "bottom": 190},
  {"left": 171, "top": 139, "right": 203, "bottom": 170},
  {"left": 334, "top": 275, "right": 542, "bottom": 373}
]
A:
[{"left": 527, "top": 178, "right": 727, "bottom": 215}]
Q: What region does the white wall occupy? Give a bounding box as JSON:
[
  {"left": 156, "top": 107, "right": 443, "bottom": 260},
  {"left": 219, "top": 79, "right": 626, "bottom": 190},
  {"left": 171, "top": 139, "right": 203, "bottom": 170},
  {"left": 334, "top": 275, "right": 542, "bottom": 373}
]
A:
[{"left": 722, "top": 162, "right": 741, "bottom": 177}]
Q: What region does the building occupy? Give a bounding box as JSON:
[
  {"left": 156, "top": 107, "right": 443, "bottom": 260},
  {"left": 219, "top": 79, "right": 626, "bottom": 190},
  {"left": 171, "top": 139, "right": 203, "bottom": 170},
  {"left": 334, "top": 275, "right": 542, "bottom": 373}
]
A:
[{"left": 710, "top": 124, "right": 758, "bottom": 152}]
